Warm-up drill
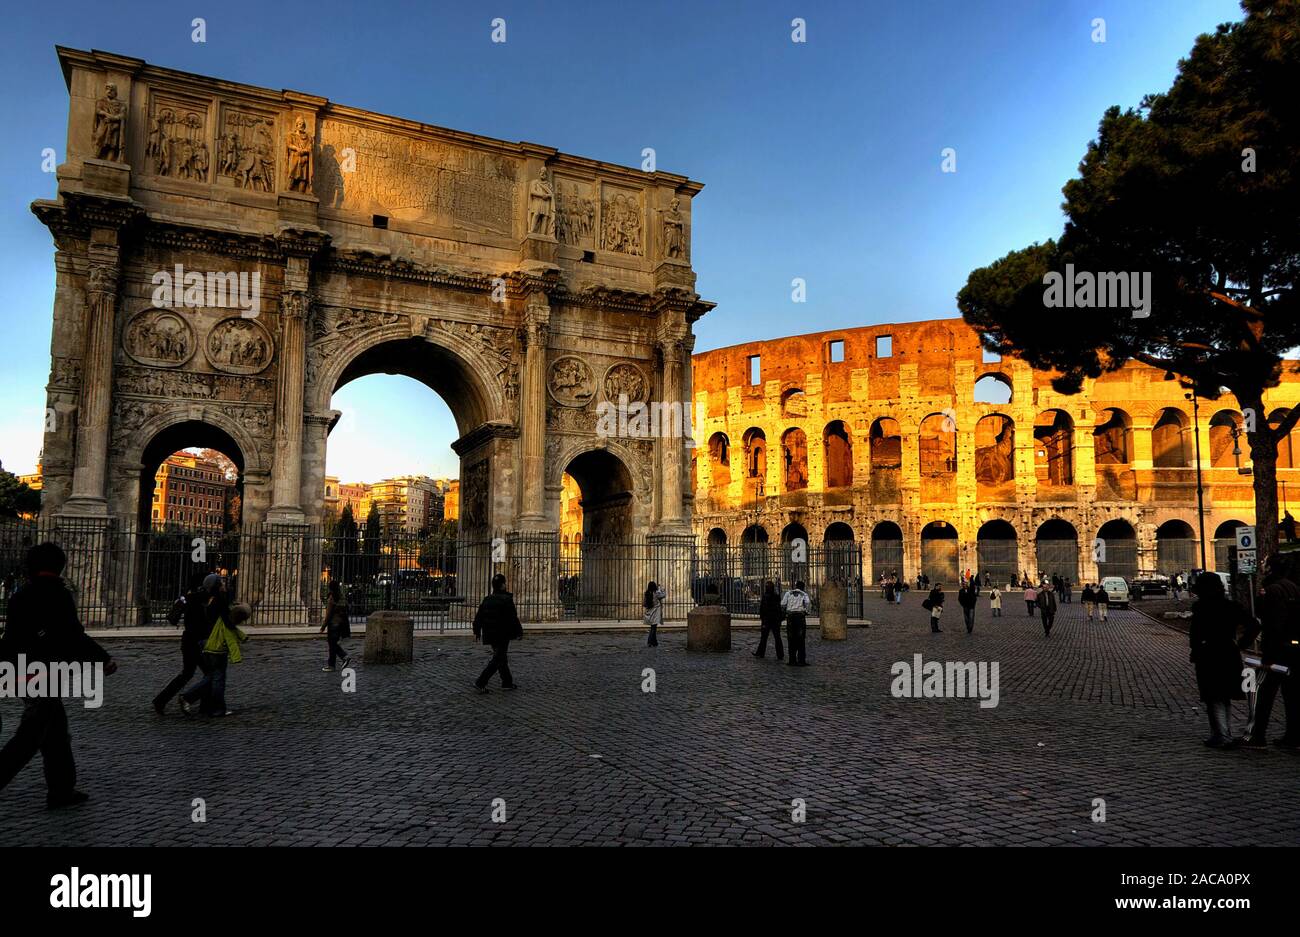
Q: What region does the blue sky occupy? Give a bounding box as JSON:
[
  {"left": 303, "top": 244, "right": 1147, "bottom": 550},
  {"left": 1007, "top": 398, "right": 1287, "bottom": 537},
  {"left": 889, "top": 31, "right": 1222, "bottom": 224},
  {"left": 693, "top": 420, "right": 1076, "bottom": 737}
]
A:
[{"left": 0, "top": 0, "right": 1246, "bottom": 481}]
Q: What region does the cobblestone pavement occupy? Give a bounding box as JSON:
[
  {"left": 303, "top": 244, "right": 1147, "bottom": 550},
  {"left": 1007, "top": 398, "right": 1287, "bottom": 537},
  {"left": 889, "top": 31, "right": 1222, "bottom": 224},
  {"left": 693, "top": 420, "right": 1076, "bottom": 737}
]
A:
[{"left": 2, "top": 594, "right": 1294, "bottom": 846}]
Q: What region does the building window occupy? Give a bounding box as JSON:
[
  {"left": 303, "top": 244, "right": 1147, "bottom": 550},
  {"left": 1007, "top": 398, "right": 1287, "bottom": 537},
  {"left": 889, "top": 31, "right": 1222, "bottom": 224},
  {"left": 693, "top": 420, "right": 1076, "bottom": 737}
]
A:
[
  {"left": 876, "top": 335, "right": 892, "bottom": 358},
  {"left": 748, "top": 355, "right": 761, "bottom": 386},
  {"left": 827, "top": 339, "right": 845, "bottom": 363}
]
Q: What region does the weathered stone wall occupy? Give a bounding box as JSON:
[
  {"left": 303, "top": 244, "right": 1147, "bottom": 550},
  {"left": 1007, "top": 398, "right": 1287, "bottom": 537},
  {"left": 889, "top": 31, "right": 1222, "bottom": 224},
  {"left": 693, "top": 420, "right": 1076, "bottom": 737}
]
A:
[{"left": 690, "top": 319, "right": 1300, "bottom": 583}]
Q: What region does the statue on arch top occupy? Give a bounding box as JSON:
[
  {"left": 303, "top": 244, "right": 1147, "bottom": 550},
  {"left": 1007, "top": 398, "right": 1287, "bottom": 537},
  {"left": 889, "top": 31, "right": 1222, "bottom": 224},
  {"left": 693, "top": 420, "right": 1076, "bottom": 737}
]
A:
[
  {"left": 285, "top": 116, "right": 314, "bottom": 193},
  {"left": 93, "top": 82, "right": 127, "bottom": 162}
]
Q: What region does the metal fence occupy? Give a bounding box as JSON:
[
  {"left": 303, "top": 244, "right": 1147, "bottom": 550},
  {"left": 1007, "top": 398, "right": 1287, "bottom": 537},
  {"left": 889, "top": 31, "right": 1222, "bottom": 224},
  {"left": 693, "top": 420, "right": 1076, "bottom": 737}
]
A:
[{"left": 0, "top": 520, "right": 865, "bottom": 629}]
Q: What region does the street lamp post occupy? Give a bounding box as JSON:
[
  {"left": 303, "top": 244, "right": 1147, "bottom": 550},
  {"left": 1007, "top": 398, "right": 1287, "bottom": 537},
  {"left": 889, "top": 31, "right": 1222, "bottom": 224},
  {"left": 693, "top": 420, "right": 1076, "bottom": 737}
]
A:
[{"left": 1185, "top": 389, "right": 1208, "bottom": 571}]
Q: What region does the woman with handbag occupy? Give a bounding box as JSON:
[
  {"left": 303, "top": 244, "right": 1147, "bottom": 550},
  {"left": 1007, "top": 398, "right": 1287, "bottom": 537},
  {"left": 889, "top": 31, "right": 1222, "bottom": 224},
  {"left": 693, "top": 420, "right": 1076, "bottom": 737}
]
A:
[
  {"left": 924, "top": 583, "right": 945, "bottom": 633},
  {"left": 320, "top": 579, "right": 352, "bottom": 672},
  {"left": 643, "top": 580, "right": 666, "bottom": 647}
]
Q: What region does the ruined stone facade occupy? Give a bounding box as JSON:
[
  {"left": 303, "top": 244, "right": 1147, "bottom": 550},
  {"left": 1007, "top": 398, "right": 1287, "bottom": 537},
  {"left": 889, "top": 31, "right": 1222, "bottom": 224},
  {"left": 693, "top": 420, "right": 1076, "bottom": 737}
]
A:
[
  {"left": 34, "top": 48, "right": 709, "bottom": 621},
  {"left": 690, "top": 319, "right": 1300, "bottom": 585}
]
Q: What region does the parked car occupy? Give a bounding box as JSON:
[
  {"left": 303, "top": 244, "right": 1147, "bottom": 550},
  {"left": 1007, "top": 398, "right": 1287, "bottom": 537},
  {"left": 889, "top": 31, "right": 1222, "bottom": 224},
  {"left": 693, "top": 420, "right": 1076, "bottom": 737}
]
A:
[
  {"left": 1128, "top": 576, "right": 1170, "bottom": 599},
  {"left": 1100, "top": 576, "right": 1131, "bottom": 608}
]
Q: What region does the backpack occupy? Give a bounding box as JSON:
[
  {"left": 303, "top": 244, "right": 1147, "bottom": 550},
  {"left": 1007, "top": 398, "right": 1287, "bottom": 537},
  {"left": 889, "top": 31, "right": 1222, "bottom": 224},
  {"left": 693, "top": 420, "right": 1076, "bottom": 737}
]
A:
[{"left": 167, "top": 595, "right": 185, "bottom": 627}]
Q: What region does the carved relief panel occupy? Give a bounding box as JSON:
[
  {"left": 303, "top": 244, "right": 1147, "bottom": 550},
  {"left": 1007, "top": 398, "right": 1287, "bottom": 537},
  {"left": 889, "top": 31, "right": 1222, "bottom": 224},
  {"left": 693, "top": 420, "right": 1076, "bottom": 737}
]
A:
[
  {"left": 145, "top": 92, "right": 211, "bottom": 182},
  {"left": 205, "top": 317, "right": 274, "bottom": 374},
  {"left": 600, "top": 184, "right": 644, "bottom": 256},
  {"left": 602, "top": 362, "right": 648, "bottom": 403},
  {"left": 554, "top": 176, "right": 596, "bottom": 248},
  {"left": 123, "top": 308, "right": 197, "bottom": 368},
  {"left": 549, "top": 355, "right": 596, "bottom": 408},
  {"left": 216, "top": 103, "right": 277, "bottom": 192},
  {"left": 314, "top": 120, "right": 520, "bottom": 235}
]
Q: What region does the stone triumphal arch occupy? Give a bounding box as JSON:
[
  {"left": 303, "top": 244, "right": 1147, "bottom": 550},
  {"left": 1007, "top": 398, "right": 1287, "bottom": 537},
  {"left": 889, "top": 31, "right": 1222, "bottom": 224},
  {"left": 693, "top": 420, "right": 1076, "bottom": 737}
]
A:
[{"left": 33, "top": 48, "right": 711, "bottom": 621}]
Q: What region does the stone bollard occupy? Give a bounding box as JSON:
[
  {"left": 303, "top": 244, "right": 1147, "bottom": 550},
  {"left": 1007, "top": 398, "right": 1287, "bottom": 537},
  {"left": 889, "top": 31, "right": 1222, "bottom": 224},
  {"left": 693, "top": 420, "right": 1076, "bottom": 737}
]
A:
[
  {"left": 820, "top": 580, "right": 847, "bottom": 640},
  {"left": 364, "top": 610, "right": 414, "bottom": 664},
  {"left": 687, "top": 603, "right": 731, "bottom": 652}
]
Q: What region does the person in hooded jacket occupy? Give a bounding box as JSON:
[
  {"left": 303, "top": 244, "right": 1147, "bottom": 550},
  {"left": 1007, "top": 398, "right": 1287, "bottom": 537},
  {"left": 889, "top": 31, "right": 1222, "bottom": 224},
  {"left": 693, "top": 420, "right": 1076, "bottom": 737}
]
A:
[{"left": 153, "top": 571, "right": 214, "bottom": 714}]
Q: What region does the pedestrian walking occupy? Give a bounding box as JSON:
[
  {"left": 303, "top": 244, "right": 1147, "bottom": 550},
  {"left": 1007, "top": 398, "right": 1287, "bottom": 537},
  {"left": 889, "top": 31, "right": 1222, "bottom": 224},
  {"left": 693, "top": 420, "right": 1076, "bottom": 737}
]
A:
[
  {"left": 1081, "top": 583, "right": 1096, "bottom": 621},
  {"left": 320, "top": 579, "right": 352, "bottom": 672},
  {"left": 755, "top": 580, "right": 784, "bottom": 660},
  {"left": 179, "top": 581, "right": 250, "bottom": 717},
  {"left": 1024, "top": 584, "right": 1037, "bottom": 616},
  {"left": 153, "top": 571, "right": 214, "bottom": 714},
  {"left": 958, "top": 580, "right": 978, "bottom": 634},
  {"left": 472, "top": 573, "right": 522, "bottom": 692},
  {"left": 1188, "top": 572, "right": 1251, "bottom": 748},
  {"left": 924, "top": 583, "right": 945, "bottom": 633},
  {"left": 1097, "top": 587, "right": 1109, "bottom": 622},
  {"left": 1238, "top": 556, "right": 1300, "bottom": 749},
  {"left": 643, "top": 580, "right": 666, "bottom": 647},
  {"left": 1063, "top": 577, "right": 1073, "bottom": 604},
  {"left": 989, "top": 586, "right": 1002, "bottom": 618},
  {"left": 0, "top": 543, "right": 117, "bottom": 809},
  {"left": 781, "top": 580, "right": 811, "bottom": 666},
  {"left": 1036, "top": 586, "right": 1058, "bottom": 637}
]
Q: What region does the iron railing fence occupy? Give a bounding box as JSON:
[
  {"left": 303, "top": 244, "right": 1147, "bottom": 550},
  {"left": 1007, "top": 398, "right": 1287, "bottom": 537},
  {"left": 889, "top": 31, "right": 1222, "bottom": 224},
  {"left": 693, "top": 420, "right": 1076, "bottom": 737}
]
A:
[{"left": 0, "top": 520, "right": 865, "bottom": 629}]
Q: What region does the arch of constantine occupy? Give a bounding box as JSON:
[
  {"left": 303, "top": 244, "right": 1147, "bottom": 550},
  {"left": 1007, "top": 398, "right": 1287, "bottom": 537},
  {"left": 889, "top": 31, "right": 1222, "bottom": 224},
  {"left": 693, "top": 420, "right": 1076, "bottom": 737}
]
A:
[
  {"left": 690, "top": 319, "right": 1300, "bottom": 586},
  {"left": 32, "top": 48, "right": 710, "bottom": 622}
]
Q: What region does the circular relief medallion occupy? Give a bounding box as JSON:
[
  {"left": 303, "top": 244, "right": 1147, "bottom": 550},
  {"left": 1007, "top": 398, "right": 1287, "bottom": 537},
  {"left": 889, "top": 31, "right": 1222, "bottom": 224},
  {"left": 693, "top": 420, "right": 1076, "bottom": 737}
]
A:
[
  {"left": 123, "top": 308, "right": 196, "bottom": 368},
  {"left": 205, "top": 316, "right": 274, "bottom": 375},
  {"left": 548, "top": 355, "right": 596, "bottom": 408},
  {"left": 602, "top": 362, "right": 648, "bottom": 403}
]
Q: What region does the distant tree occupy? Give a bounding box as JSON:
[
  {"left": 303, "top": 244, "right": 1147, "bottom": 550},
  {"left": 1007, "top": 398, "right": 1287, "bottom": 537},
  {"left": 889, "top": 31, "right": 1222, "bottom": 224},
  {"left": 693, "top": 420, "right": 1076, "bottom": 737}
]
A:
[
  {"left": 362, "top": 503, "right": 384, "bottom": 581},
  {"left": 958, "top": 0, "right": 1300, "bottom": 564},
  {"left": 0, "top": 463, "right": 40, "bottom": 518},
  {"left": 331, "top": 503, "right": 359, "bottom": 583}
]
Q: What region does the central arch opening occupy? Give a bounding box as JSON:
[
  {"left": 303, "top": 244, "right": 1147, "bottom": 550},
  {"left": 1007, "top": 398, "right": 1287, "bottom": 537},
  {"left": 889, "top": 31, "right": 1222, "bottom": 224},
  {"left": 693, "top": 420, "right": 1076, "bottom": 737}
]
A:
[{"left": 557, "top": 449, "right": 636, "bottom": 619}]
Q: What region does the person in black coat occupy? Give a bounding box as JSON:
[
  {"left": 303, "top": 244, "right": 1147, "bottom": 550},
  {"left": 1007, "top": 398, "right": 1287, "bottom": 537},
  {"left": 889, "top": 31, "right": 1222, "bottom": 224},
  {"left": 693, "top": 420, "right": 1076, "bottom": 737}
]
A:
[
  {"left": 0, "top": 542, "right": 116, "bottom": 808},
  {"left": 472, "top": 573, "right": 523, "bottom": 693},
  {"left": 319, "top": 579, "right": 352, "bottom": 672},
  {"left": 1188, "top": 572, "right": 1250, "bottom": 748},
  {"left": 957, "top": 581, "right": 978, "bottom": 634},
  {"left": 153, "top": 571, "right": 215, "bottom": 714},
  {"left": 926, "top": 584, "right": 945, "bottom": 633},
  {"left": 1036, "top": 586, "right": 1058, "bottom": 637},
  {"left": 754, "top": 579, "right": 784, "bottom": 659}
]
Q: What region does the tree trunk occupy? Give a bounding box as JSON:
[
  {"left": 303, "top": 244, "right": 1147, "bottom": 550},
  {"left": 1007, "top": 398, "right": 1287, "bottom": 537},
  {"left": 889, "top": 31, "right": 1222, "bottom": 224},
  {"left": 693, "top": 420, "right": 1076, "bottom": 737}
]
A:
[{"left": 1243, "top": 392, "right": 1280, "bottom": 569}]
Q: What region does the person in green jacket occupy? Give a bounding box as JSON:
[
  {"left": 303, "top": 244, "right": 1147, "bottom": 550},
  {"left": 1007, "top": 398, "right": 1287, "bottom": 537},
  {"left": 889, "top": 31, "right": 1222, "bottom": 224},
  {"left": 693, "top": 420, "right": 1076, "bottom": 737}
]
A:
[{"left": 179, "top": 580, "right": 249, "bottom": 717}]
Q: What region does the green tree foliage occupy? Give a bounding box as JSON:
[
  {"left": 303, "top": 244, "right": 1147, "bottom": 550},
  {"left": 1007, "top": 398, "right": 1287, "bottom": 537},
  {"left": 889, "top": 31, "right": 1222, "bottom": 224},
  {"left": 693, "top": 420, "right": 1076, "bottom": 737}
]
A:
[
  {"left": 0, "top": 462, "right": 40, "bottom": 518},
  {"left": 958, "top": 0, "right": 1300, "bottom": 562}
]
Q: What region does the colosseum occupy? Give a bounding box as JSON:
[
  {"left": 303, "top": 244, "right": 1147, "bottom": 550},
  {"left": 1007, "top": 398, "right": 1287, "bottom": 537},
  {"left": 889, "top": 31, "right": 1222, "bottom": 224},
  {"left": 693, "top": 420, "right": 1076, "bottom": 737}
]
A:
[{"left": 688, "top": 317, "right": 1300, "bottom": 588}]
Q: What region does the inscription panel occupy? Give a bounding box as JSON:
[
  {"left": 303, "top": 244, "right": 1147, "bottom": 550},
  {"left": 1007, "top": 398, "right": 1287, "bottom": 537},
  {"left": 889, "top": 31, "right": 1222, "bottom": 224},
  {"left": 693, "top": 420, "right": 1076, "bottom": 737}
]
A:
[{"left": 315, "top": 121, "right": 520, "bottom": 236}]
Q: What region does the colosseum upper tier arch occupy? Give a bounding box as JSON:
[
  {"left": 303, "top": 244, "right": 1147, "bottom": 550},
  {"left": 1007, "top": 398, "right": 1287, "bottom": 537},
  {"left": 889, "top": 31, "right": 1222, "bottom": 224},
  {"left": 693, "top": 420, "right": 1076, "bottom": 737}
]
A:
[
  {"left": 690, "top": 319, "right": 1300, "bottom": 585},
  {"left": 32, "top": 48, "right": 711, "bottom": 621}
]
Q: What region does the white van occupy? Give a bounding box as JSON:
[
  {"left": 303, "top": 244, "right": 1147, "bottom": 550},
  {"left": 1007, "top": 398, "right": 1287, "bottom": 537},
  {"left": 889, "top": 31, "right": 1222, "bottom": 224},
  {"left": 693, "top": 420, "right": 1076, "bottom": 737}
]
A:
[{"left": 1100, "top": 577, "right": 1130, "bottom": 608}]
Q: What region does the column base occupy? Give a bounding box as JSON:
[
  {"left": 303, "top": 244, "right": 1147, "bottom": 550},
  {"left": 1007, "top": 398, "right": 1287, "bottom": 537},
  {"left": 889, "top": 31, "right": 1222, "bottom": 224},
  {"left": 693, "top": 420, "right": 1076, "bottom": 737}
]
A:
[{"left": 58, "top": 496, "right": 110, "bottom": 518}]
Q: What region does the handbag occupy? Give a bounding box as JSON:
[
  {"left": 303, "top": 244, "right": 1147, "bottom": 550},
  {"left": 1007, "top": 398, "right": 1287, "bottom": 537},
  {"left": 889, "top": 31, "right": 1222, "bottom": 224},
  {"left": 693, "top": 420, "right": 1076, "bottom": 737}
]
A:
[{"left": 922, "top": 598, "right": 933, "bottom": 611}]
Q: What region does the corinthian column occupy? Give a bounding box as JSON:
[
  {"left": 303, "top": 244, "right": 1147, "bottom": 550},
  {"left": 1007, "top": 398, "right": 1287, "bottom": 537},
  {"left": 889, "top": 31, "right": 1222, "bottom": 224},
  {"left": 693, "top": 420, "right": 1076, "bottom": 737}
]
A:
[
  {"left": 659, "top": 337, "right": 688, "bottom": 530},
  {"left": 62, "top": 256, "right": 119, "bottom": 516},
  {"left": 518, "top": 293, "right": 550, "bottom": 528},
  {"left": 268, "top": 288, "right": 308, "bottom": 523}
]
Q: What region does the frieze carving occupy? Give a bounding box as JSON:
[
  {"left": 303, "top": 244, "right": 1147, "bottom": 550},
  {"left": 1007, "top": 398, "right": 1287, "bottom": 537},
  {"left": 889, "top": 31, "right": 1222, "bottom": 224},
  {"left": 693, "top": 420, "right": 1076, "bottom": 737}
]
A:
[
  {"left": 555, "top": 179, "right": 595, "bottom": 246},
  {"left": 601, "top": 187, "right": 643, "bottom": 255},
  {"left": 314, "top": 121, "right": 519, "bottom": 235},
  {"left": 112, "top": 398, "right": 273, "bottom": 455},
  {"left": 548, "top": 355, "right": 596, "bottom": 408},
  {"left": 216, "top": 107, "right": 275, "bottom": 192},
  {"left": 50, "top": 357, "right": 82, "bottom": 391},
  {"left": 337, "top": 307, "right": 402, "bottom": 331},
  {"left": 205, "top": 316, "right": 274, "bottom": 374},
  {"left": 92, "top": 82, "right": 127, "bottom": 162},
  {"left": 115, "top": 366, "right": 274, "bottom": 403},
  {"left": 145, "top": 97, "right": 210, "bottom": 181},
  {"left": 123, "top": 308, "right": 196, "bottom": 368},
  {"left": 546, "top": 404, "right": 592, "bottom": 434},
  {"left": 603, "top": 362, "right": 648, "bottom": 403}
]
